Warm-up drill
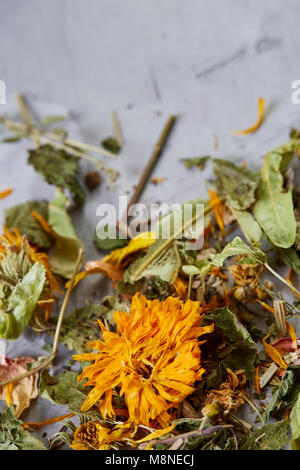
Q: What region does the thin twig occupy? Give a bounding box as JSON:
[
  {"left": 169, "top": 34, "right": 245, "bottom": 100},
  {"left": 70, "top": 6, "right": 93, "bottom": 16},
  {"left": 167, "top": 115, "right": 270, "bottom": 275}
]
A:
[
  {"left": 0, "top": 116, "right": 116, "bottom": 159},
  {"left": 239, "top": 391, "right": 265, "bottom": 425},
  {"left": 0, "top": 248, "right": 84, "bottom": 388},
  {"left": 117, "top": 114, "right": 177, "bottom": 236},
  {"left": 111, "top": 110, "right": 123, "bottom": 147},
  {"left": 274, "top": 300, "right": 287, "bottom": 337},
  {"left": 265, "top": 262, "right": 300, "bottom": 297},
  {"left": 16, "top": 94, "right": 40, "bottom": 147}
]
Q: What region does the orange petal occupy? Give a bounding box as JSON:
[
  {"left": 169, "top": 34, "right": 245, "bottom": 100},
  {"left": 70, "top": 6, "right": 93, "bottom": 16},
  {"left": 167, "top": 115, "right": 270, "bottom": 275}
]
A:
[
  {"left": 286, "top": 321, "right": 297, "bottom": 351},
  {"left": 263, "top": 331, "right": 287, "bottom": 369},
  {"left": 85, "top": 260, "right": 123, "bottom": 282},
  {"left": 0, "top": 188, "right": 13, "bottom": 199},
  {"left": 25, "top": 412, "right": 74, "bottom": 428},
  {"left": 208, "top": 190, "right": 224, "bottom": 232},
  {"left": 232, "top": 98, "right": 265, "bottom": 135}
]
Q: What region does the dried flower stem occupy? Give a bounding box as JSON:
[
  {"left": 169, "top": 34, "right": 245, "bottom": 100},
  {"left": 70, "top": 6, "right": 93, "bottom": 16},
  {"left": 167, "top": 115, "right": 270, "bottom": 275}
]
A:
[
  {"left": 259, "top": 362, "right": 278, "bottom": 389},
  {"left": 0, "top": 115, "right": 116, "bottom": 159},
  {"left": 117, "top": 114, "right": 177, "bottom": 236},
  {"left": 111, "top": 110, "right": 123, "bottom": 147},
  {"left": 238, "top": 391, "right": 265, "bottom": 425},
  {"left": 274, "top": 300, "right": 287, "bottom": 337},
  {"left": 16, "top": 94, "right": 40, "bottom": 148},
  {"left": 264, "top": 262, "right": 300, "bottom": 298},
  {"left": 0, "top": 248, "right": 84, "bottom": 388}
]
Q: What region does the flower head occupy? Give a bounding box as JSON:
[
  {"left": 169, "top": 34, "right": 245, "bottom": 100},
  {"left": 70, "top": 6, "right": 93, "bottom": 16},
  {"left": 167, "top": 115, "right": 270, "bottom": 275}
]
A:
[
  {"left": 74, "top": 293, "right": 214, "bottom": 427},
  {"left": 70, "top": 421, "right": 134, "bottom": 450}
]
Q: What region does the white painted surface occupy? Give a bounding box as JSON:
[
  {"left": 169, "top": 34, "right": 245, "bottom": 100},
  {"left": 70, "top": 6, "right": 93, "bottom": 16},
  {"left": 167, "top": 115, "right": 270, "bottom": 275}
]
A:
[{"left": 0, "top": 0, "right": 299, "bottom": 445}]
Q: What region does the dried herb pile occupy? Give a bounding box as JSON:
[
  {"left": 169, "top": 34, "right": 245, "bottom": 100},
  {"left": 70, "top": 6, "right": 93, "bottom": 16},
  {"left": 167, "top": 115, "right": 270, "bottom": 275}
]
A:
[{"left": 0, "top": 96, "right": 300, "bottom": 451}]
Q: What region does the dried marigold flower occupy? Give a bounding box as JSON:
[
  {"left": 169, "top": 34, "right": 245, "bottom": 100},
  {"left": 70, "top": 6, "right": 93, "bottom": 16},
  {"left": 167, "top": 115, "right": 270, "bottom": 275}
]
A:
[
  {"left": 70, "top": 421, "right": 135, "bottom": 450},
  {"left": 74, "top": 293, "right": 214, "bottom": 427},
  {"left": 202, "top": 370, "right": 245, "bottom": 415},
  {"left": 70, "top": 419, "right": 175, "bottom": 450}
]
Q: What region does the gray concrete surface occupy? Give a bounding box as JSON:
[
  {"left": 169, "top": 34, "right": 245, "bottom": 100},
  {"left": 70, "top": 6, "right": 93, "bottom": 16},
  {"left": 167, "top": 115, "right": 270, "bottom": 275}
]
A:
[{"left": 0, "top": 0, "right": 299, "bottom": 447}]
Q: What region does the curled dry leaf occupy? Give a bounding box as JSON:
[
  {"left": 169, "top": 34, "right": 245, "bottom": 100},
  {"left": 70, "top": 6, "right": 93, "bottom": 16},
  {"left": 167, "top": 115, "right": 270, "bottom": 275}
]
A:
[{"left": 0, "top": 355, "right": 39, "bottom": 418}]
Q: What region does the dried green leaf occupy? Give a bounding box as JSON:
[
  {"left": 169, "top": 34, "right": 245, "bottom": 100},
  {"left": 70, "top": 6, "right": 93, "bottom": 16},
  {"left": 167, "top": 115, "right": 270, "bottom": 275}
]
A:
[
  {"left": 206, "top": 306, "right": 257, "bottom": 378},
  {"left": 124, "top": 242, "right": 181, "bottom": 284},
  {"left": 28, "top": 144, "right": 85, "bottom": 204},
  {"left": 5, "top": 200, "right": 51, "bottom": 248},
  {"left": 48, "top": 301, "right": 119, "bottom": 354},
  {"left": 39, "top": 115, "right": 66, "bottom": 126},
  {"left": 39, "top": 370, "right": 87, "bottom": 413},
  {"left": 276, "top": 247, "right": 300, "bottom": 275},
  {"left": 0, "top": 407, "right": 46, "bottom": 450},
  {"left": 101, "top": 136, "right": 120, "bottom": 154},
  {"left": 263, "top": 369, "right": 294, "bottom": 421},
  {"left": 290, "top": 390, "right": 300, "bottom": 449},
  {"left": 240, "top": 420, "right": 289, "bottom": 450},
  {"left": 213, "top": 159, "right": 260, "bottom": 211},
  {"left": 0, "top": 262, "right": 46, "bottom": 340},
  {"left": 253, "top": 142, "right": 299, "bottom": 248},
  {"left": 295, "top": 209, "right": 300, "bottom": 251},
  {"left": 211, "top": 236, "right": 266, "bottom": 267},
  {"left": 181, "top": 156, "right": 211, "bottom": 170},
  {"left": 231, "top": 209, "right": 262, "bottom": 244},
  {"left": 48, "top": 190, "right": 83, "bottom": 279},
  {"left": 93, "top": 228, "right": 128, "bottom": 251}
]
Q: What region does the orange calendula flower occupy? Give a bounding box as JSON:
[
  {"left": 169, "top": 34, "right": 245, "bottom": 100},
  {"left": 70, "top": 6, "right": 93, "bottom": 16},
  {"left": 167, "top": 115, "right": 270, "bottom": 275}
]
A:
[
  {"left": 232, "top": 97, "right": 265, "bottom": 135},
  {"left": 0, "top": 227, "right": 61, "bottom": 320},
  {"left": 74, "top": 293, "right": 214, "bottom": 427},
  {"left": 70, "top": 420, "right": 175, "bottom": 450}
]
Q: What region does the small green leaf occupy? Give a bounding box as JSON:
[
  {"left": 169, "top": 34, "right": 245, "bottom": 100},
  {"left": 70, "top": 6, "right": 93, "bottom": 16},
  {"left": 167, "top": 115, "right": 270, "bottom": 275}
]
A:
[
  {"left": 101, "top": 136, "right": 120, "bottom": 154},
  {"left": 231, "top": 209, "right": 262, "bottom": 244},
  {"left": 240, "top": 421, "right": 289, "bottom": 450},
  {"left": 276, "top": 247, "right": 300, "bottom": 275},
  {"left": 5, "top": 200, "right": 51, "bottom": 248},
  {"left": 39, "top": 370, "right": 87, "bottom": 413},
  {"left": 290, "top": 391, "right": 300, "bottom": 449},
  {"left": 93, "top": 228, "right": 128, "bottom": 251},
  {"left": 211, "top": 236, "right": 266, "bottom": 267},
  {"left": 124, "top": 242, "right": 181, "bottom": 284},
  {"left": 48, "top": 190, "right": 83, "bottom": 279},
  {"left": 253, "top": 141, "right": 299, "bottom": 248},
  {"left": 48, "top": 301, "right": 118, "bottom": 353},
  {"left": 0, "top": 262, "right": 46, "bottom": 340},
  {"left": 0, "top": 407, "right": 46, "bottom": 450},
  {"left": 181, "top": 156, "right": 211, "bottom": 170},
  {"left": 206, "top": 306, "right": 257, "bottom": 378},
  {"left": 28, "top": 144, "right": 85, "bottom": 204},
  {"left": 213, "top": 158, "right": 260, "bottom": 211},
  {"left": 263, "top": 369, "right": 294, "bottom": 421},
  {"left": 39, "top": 115, "right": 66, "bottom": 126}
]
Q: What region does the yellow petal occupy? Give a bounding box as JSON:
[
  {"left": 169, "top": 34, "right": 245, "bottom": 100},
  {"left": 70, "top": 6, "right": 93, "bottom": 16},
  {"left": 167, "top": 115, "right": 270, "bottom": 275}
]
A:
[
  {"left": 0, "top": 188, "right": 13, "bottom": 199},
  {"left": 136, "top": 423, "right": 175, "bottom": 443},
  {"left": 102, "top": 232, "right": 156, "bottom": 267},
  {"left": 232, "top": 97, "right": 265, "bottom": 135}
]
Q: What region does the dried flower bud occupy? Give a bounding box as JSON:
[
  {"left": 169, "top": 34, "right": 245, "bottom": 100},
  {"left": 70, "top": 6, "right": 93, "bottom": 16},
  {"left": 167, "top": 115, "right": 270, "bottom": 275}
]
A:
[
  {"left": 265, "top": 280, "right": 274, "bottom": 291},
  {"left": 256, "top": 287, "right": 266, "bottom": 299},
  {"left": 201, "top": 402, "right": 222, "bottom": 418},
  {"left": 233, "top": 286, "right": 246, "bottom": 301}
]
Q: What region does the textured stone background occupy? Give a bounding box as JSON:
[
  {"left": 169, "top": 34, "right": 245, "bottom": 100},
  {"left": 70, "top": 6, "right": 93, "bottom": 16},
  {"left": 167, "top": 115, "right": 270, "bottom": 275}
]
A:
[{"left": 0, "top": 0, "right": 299, "bottom": 447}]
